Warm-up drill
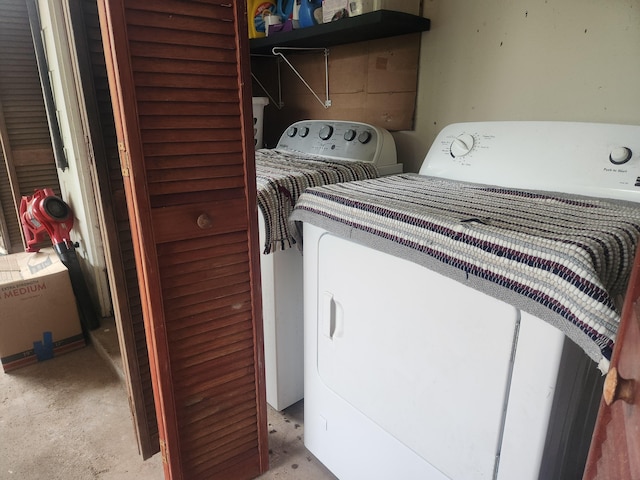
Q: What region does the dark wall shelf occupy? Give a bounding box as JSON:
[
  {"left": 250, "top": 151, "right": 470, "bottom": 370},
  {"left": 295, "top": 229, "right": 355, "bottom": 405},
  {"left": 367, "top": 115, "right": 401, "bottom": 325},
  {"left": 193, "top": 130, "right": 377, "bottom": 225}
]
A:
[{"left": 249, "top": 10, "right": 431, "bottom": 55}]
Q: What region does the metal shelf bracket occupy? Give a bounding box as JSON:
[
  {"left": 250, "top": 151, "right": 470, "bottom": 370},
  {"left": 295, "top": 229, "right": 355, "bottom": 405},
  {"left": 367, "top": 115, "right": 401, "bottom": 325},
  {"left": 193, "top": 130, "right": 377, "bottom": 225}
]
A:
[{"left": 251, "top": 47, "right": 331, "bottom": 109}]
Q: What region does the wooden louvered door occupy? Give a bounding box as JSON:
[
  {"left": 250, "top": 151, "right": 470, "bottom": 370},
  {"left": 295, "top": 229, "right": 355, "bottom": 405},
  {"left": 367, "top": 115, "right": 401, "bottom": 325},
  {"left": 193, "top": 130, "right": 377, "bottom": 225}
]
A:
[
  {"left": 96, "top": 1, "right": 268, "bottom": 479},
  {"left": 583, "top": 243, "right": 640, "bottom": 479},
  {"left": 67, "top": 0, "right": 159, "bottom": 459}
]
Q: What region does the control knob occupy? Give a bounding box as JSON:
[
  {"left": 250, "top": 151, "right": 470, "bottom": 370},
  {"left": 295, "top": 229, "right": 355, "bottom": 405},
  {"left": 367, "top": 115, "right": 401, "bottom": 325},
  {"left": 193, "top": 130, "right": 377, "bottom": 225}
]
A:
[
  {"left": 450, "top": 133, "right": 475, "bottom": 158},
  {"left": 344, "top": 129, "right": 356, "bottom": 141},
  {"left": 609, "top": 147, "right": 632, "bottom": 165},
  {"left": 358, "top": 131, "right": 372, "bottom": 144},
  {"left": 319, "top": 125, "right": 334, "bottom": 140},
  {"left": 298, "top": 127, "right": 309, "bottom": 137},
  {"left": 287, "top": 126, "right": 297, "bottom": 137}
]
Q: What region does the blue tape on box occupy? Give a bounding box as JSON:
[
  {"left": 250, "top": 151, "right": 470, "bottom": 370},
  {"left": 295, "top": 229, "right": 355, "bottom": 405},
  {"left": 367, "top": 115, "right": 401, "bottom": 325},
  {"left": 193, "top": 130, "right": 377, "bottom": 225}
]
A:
[{"left": 33, "top": 331, "right": 54, "bottom": 361}]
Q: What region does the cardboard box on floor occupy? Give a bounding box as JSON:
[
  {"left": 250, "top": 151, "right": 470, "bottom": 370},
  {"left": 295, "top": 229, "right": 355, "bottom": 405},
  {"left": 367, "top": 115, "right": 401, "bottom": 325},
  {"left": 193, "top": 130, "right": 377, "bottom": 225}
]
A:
[{"left": 0, "top": 248, "right": 85, "bottom": 372}]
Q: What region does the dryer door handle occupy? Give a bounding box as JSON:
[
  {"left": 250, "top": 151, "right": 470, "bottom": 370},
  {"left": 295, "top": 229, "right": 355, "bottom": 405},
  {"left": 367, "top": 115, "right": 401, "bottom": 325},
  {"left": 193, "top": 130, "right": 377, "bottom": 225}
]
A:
[{"left": 322, "top": 292, "right": 343, "bottom": 340}]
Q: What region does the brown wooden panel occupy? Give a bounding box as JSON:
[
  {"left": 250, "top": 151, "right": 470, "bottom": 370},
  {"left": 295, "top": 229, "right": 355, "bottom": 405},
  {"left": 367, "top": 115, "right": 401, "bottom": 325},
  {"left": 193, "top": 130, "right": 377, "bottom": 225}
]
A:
[
  {"left": 167, "top": 308, "right": 252, "bottom": 338},
  {"left": 172, "top": 332, "right": 255, "bottom": 373},
  {"left": 183, "top": 398, "right": 252, "bottom": 432},
  {"left": 148, "top": 164, "right": 244, "bottom": 182},
  {"left": 98, "top": 1, "right": 267, "bottom": 478},
  {"left": 135, "top": 87, "right": 236, "bottom": 103},
  {"left": 179, "top": 376, "right": 254, "bottom": 408},
  {"left": 190, "top": 446, "right": 261, "bottom": 480},
  {"left": 134, "top": 72, "right": 239, "bottom": 90},
  {"left": 140, "top": 115, "right": 241, "bottom": 131},
  {"left": 11, "top": 147, "right": 54, "bottom": 166},
  {"left": 149, "top": 188, "right": 247, "bottom": 208},
  {"left": 174, "top": 363, "right": 257, "bottom": 409},
  {"left": 162, "top": 260, "right": 249, "bottom": 292},
  {"left": 149, "top": 178, "right": 245, "bottom": 196},
  {"left": 151, "top": 199, "right": 248, "bottom": 243},
  {"left": 146, "top": 153, "right": 242, "bottom": 169},
  {"left": 125, "top": 8, "right": 234, "bottom": 33},
  {"left": 138, "top": 101, "right": 241, "bottom": 117},
  {"left": 143, "top": 141, "right": 242, "bottom": 158},
  {"left": 173, "top": 338, "right": 255, "bottom": 369},
  {"left": 143, "top": 131, "right": 243, "bottom": 146},
  {"left": 15, "top": 165, "right": 61, "bottom": 196},
  {"left": 162, "top": 292, "right": 251, "bottom": 322},
  {"left": 186, "top": 416, "right": 257, "bottom": 461},
  {"left": 166, "top": 254, "right": 249, "bottom": 281},
  {"left": 126, "top": 25, "right": 236, "bottom": 49},
  {"left": 617, "top": 302, "right": 640, "bottom": 474},
  {"left": 133, "top": 58, "right": 239, "bottom": 79},
  {"left": 164, "top": 285, "right": 252, "bottom": 317},
  {"left": 126, "top": 0, "right": 236, "bottom": 19},
  {"left": 584, "top": 242, "right": 640, "bottom": 479},
  {"left": 130, "top": 41, "right": 237, "bottom": 64},
  {"left": 68, "top": 0, "right": 159, "bottom": 458},
  {"left": 158, "top": 230, "right": 248, "bottom": 262},
  {"left": 177, "top": 384, "right": 256, "bottom": 427}
]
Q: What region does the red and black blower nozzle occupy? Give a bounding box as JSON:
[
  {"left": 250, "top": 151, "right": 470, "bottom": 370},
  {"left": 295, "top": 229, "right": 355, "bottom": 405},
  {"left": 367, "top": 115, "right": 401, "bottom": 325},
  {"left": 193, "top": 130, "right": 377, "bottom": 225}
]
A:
[
  {"left": 20, "top": 188, "right": 74, "bottom": 252},
  {"left": 20, "top": 188, "right": 99, "bottom": 333}
]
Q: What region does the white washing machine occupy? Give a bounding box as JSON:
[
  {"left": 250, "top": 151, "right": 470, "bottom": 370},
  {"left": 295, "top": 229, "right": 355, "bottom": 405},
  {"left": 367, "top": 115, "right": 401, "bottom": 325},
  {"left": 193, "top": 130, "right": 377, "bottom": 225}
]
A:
[
  {"left": 257, "top": 119, "right": 401, "bottom": 411},
  {"left": 292, "top": 122, "right": 640, "bottom": 479}
]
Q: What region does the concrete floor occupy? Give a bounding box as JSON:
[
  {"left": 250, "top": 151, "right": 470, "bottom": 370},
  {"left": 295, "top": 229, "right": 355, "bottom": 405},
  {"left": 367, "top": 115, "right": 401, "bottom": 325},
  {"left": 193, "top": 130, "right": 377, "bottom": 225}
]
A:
[{"left": 0, "top": 320, "right": 336, "bottom": 480}]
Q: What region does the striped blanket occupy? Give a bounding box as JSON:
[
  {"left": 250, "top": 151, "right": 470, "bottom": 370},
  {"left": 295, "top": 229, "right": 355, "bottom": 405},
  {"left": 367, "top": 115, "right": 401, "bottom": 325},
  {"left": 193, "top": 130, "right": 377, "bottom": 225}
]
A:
[
  {"left": 291, "top": 174, "right": 640, "bottom": 370},
  {"left": 256, "top": 149, "right": 379, "bottom": 254}
]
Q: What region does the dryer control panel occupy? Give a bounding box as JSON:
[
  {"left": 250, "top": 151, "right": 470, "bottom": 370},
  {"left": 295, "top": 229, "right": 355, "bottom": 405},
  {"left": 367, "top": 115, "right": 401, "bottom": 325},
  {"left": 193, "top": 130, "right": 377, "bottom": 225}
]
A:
[
  {"left": 275, "top": 120, "right": 401, "bottom": 175},
  {"left": 420, "top": 121, "right": 640, "bottom": 203}
]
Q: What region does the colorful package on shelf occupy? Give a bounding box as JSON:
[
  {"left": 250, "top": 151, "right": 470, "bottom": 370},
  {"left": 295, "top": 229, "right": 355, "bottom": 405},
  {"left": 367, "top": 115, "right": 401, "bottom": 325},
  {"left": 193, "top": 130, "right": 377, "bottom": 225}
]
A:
[
  {"left": 268, "top": 19, "right": 294, "bottom": 36},
  {"left": 248, "top": 0, "right": 278, "bottom": 38}
]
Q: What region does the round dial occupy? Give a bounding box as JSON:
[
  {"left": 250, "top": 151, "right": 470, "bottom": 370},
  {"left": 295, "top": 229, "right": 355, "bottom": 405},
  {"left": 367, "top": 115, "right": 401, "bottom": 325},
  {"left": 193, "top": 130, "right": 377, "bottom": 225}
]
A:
[
  {"left": 287, "top": 126, "right": 297, "bottom": 137},
  {"left": 298, "top": 127, "right": 309, "bottom": 137},
  {"left": 358, "top": 131, "right": 372, "bottom": 144},
  {"left": 609, "top": 146, "right": 632, "bottom": 165},
  {"left": 344, "top": 129, "right": 356, "bottom": 141},
  {"left": 319, "top": 125, "right": 334, "bottom": 140},
  {"left": 450, "top": 133, "right": 475, "bottom": 158}
]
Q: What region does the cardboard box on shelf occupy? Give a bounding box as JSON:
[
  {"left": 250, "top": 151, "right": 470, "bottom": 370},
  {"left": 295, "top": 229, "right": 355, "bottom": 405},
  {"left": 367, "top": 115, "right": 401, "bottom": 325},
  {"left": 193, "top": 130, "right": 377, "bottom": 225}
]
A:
[
  {"left": 0, "top": 248, "right": 85, "bottom": 372},
  {"left": 323, "top": 0, "right": 421, "bottom": 23},
  {"left": 322, "top": 0, "right": 350, "bottom": 23}
]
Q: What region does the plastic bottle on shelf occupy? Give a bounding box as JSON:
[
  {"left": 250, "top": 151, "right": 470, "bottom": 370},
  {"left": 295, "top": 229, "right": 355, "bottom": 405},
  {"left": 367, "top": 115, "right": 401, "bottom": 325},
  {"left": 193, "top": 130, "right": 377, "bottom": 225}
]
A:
[
  {"left": 248, "top": 0, "right": 278, "bottom": 38},
  {"left": 276, "top": 0, "right": 294, "bottom": 22},
  {"left": 297, "top": 0, "right": 322, "bottom": 28}
]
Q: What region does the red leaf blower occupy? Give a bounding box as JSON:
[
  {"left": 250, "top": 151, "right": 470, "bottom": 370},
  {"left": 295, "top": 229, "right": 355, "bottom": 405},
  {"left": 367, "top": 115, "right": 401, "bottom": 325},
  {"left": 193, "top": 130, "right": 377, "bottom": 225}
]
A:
[
  {"left": 20, "top": 188, "right": 74, "bottom": 252},
  {"left": 19, "top": 188, "right": 99, "bottom": 333}
]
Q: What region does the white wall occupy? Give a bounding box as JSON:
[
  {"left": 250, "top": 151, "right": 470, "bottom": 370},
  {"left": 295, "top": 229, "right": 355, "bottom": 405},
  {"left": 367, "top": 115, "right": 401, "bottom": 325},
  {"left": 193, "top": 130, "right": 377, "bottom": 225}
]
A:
[{"left": 395, "top": 0, "right": 640, "bottom": 172}]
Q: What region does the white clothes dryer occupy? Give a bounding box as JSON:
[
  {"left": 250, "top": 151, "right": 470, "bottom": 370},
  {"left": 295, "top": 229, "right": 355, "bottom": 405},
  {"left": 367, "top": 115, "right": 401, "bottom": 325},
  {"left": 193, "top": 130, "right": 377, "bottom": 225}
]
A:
[
  {"left": 257, "top": 119, "right": 400, "bottom": 411},
  {"left": 292, "top": 122, "right": 640, "bottom": 479}
]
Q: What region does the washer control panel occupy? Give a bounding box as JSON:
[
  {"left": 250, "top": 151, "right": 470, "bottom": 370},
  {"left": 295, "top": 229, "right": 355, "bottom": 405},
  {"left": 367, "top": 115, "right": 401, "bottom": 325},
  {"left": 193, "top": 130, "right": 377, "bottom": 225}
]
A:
[
  {"left": 276, "top": 120, "right": 399, "bottom": 172},
  {"left": 420, "top": 121, "right": 640, "bottom": 202}
]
